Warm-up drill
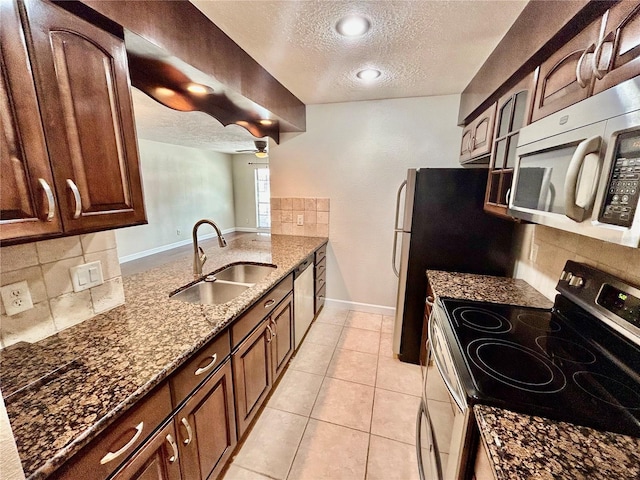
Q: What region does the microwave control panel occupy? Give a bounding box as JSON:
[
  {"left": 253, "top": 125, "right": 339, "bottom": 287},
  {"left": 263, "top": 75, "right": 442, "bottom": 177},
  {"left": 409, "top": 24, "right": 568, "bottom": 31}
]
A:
[{"left": 600, "top": 131, "right": 640, "bottom": 227}]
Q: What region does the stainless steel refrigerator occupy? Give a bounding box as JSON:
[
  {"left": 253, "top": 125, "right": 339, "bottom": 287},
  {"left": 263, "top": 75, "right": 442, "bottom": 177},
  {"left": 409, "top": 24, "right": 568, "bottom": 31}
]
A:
[{"left": 392, "top": 168, "right": 516, "bottom": 364}]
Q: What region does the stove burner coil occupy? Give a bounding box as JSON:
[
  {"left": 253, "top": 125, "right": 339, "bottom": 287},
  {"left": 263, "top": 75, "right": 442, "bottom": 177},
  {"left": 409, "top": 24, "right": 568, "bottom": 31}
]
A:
[
  {"left": 467, "top": 338, "right": 567, "bottom": 393},
  {"left": 452, "top": 307, "right": 512, "bottom": 334},
  {"left": 517, "top": 313, "right": 561, "bottom": 332},
  {"left": 573, "top": 372, "right": 640, "bottom": 410},
  {"left": 535, "top": 336, "right": 597, "bottom": 364}
]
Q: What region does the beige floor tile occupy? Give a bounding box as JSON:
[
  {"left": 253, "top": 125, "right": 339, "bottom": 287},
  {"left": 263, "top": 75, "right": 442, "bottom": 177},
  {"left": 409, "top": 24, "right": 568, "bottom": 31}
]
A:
[
  {"left": 376, "top": 356, "right": 422, "bottom": 397},
  {"left": 311, "top": 377, "right": 374, "bottom": 432},
  {"left": 315, "top": 306, "right": 349, "bottom": 326},
  {"left": 371, "top": 389, "right": 421, "bottom": 445},
  {"left": 304, "top": 322, "right": 343, "bottom": 347},
  {"left": 223, "top": 465, "right": 273, "bottom": 480},
  {"left": 290, "top": 342, "right": 335, "bottom": 375},
  {"left": 381, "top": 315, "right": 395, "bottom": 334},
  {"left": 425, "top": 364, "right": 450, "bottom": 402},
  {"left": 233, "top": 407, "right": 307, "bottom": 479},
  {"left": 326, "top": 348, "right": 378, "bottom": 386},
  {"left": 378, "top": 332, "right": 394, "bottom": 358},
  {"left": 345, "top": 311, "right": 382, "bottom": 331},
  {"left": 429, "top": 399, "right": 454, "bottom": 454},
  {"left": 337, "top": 327, "right": 380, "bottom": 354},
  {"left": 367, "top": 435, "right": 420, "bottom": 480},
  {"left": 287, "top": 419, "right": 369, "bottom": 480},
  {"left": 268, "top": 369, "right": 324, "bottom": 416}
]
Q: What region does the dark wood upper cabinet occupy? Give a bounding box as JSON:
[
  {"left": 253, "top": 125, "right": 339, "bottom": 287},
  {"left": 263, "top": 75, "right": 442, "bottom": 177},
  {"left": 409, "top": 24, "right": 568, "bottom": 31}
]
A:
[
  {"left": 22, "top": 0, "right": 145, "bottom": 234},
  {"left": 485, "top": 71, "right": 536, "bottom": 219},
  {"left": 0, "top": 0, "right": 62, "bottom": 240},
  {"left": 593, "top": 2, "right": 640, "bottom": 94},
  {"left": 459, "top": 103, "right": 497, "bottom": 164},
  {"left": 1, "top": 0, "right": 146, "bottom": 244}
]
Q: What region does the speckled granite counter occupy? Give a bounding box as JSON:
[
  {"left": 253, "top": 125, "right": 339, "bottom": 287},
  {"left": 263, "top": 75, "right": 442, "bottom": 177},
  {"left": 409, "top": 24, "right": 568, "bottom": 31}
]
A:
[
  {"left": 0, "top": 234, "right": 327, "bottom": 479},
  {"left": 427, "top": 270, "right": 553, "bottom": 309},
  {"left": 474, "top": 405, "right": 640, "bottom": 480}
]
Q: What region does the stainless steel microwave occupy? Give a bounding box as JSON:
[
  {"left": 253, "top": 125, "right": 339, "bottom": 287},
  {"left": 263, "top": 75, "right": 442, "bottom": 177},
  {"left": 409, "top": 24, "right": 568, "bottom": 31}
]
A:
[{"left": 509, "top": 77, "right": 640, "bottom": 248}]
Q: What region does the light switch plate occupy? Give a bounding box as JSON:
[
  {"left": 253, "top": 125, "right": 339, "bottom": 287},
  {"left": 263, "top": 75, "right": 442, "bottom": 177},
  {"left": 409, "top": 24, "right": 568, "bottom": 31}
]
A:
[
  {"left": 70, "top": 261, "right": 104, "bottom": 292},
  {"left": 1, "top": 281, "right": 34, "bottom": 316}
]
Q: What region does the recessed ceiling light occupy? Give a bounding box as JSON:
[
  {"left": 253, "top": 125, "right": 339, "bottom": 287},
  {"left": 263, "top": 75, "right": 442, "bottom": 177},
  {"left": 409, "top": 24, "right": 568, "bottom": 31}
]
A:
[
  {"left": 186, "top": 83, "right": 209, "bottom": 95},
  {"left": 356, "top": 69, "right": 381, "bottom": 81},
  {"left": 258, "top": 119, "right": 275, "bottom": 126},
  {"left": 154, "top": 87, "right": 175, "bottom": 97},
  {"left": 336, "top": 15, "right": 370, "bottom": 37}
]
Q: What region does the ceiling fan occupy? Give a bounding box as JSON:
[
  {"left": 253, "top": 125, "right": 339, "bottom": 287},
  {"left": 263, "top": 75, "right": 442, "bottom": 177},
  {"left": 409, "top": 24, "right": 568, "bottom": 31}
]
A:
[{"left": 237, "top": 140, "right": 268, "bottom": 158}]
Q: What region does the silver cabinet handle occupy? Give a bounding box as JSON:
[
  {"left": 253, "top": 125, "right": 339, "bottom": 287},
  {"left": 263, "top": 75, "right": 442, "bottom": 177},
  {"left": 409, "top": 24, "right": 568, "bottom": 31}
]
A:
[
  {"left": 180, "top": 417, "right": 193, "bottom": 446},
  {"left": 505, "top": 188, "right": 511, "bottom": 206},
  {"left": 425, "top": 296, "right": 434, "bottom": 307},
  {"left": 66, "top": 178, "right": 82, "bottom": 219},
  {"left": 576, "top": 43, "right": 595, "bottom": 88},
  {"left": 264, "top": 299, "right": 276, "bottom": 308},
  {"left": 166, "top": 433, "right": 178, "bottom": 464},
  {"left": 592, "top": 32, "right": 614, "bottom": 80},
  {"left": 266, "top": 324, "right": 275, "bottom": 343},
  {"left": 100, "top": 421, "right": 144, "bottom": 464},
  {"left": 270, "top": 319, "right": 277, "bottom": 337},
  {"left": 38, "top": 178, "right": 55, "bottom": 221},
  {"left": 564, "top": 135, "right": 601, "bottom": 222},
  {"left": 392, "top": 180, "right": 407, "bottom": 277},
  {"left": 194, "top": 353, "right": 217, "bottom": 376}
]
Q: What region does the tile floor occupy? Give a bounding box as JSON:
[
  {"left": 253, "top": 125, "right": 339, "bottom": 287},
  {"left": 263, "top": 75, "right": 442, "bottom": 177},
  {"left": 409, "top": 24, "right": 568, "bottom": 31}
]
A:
[{"left": 222, "top": 306, "right": 453, "bottom": 480}]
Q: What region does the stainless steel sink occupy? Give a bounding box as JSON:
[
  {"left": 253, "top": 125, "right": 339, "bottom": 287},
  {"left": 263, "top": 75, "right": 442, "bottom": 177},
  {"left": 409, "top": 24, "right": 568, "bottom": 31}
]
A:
[
  {"left": 171, "top": 280, "right": 250, "bottom": 305},
  {"left": 214, "top": 263, "right": 276, "bottom": 284},
  {"left": 170, "top": 263, "right": 276, "bottom": 305}
]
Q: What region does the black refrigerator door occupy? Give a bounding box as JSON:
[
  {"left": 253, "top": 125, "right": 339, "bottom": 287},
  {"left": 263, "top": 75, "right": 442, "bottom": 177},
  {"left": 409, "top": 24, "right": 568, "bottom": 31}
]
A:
[{"left": 398, "top": 168, "right": 515, "bottom": 364}]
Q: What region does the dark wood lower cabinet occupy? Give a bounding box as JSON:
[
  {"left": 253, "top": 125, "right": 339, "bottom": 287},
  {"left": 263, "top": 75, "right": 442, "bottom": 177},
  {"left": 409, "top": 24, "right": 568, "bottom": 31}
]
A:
[
  {"left": 112, "top": 422, "right": 181, "bottom": 480},
  {"left": 175, "top": 360, "right": 236, "bottom": 480},
  {"left": 271, "top": 293, "right": 294, "bottom": 379}
]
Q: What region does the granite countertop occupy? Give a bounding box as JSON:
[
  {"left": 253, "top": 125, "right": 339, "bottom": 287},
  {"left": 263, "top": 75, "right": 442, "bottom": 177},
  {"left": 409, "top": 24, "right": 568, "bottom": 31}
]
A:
[
  {"left": 474, "top": 405, "right": 640, "bottom": 480},
  {"left": 427, "top": 270, "right": 553, "bottom": 309},
  {"left": 0, "top": 233, "right": 327, "bottom": 479}
]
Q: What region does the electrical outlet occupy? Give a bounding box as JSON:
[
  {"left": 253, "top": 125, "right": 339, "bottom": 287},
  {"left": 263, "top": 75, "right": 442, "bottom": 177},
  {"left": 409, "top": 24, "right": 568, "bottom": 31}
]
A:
[
  {"left": 70, "top": 261, "right": 104, "bottom": 292},
  {"left": 1, "top": 281, "right": 34, "bottom": 316},
  {"left": 176, "top": 228, "right": 182, "bottom": 236},
  {"left": 297, "top": 214, "right": 304, "bottom": 226}
]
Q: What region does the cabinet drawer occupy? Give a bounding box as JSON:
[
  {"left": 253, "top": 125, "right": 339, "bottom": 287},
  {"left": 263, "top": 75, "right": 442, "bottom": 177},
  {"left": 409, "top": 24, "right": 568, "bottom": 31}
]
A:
[
  {"left": 315, "top": 269, "right": 326, "bottom": 295},
  {"left": 315, "top": 243, "right": 327, "bottom": 263},
  {"left": 231, "top": 274, "right": 293, "bottom": 349},
  {"left": 315, "top": 285, "right": 326, "bottom": 314},
  {"left": 315, "top": 256, "right": 326, "bottom": 277},
  {"left": 53, "top": 383, "right": 172, "bottom": 480},
  {"left": 170, "top": 330, "right": 231, "bottom": 407}
]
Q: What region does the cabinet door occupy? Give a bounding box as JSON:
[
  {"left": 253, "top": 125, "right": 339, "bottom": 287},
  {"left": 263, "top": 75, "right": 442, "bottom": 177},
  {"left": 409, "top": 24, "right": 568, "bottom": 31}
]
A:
[
  {"left": 271, "top": 293, "right": 294, "bottom": 380},
  {"left": 0, "top": 0, "right": 61, "bottom": 242},
  {"left": 593, "top": 3, "right": 640, "bottom": 94},
  {"left": 459, "top": 126, "right": 474, "bottom": 163},
  {"left": 112, "top": 422, "right": 181, "bottom": 480},
  {"left": 531, "top": 18, "right": 603, "bottom": 122},
  {"left": 175, "top": 360, "right": 236, "bottom": 480},
  {"left": 21, "top": 0, "right": 146, "bottom": 233},
  {"left": 470, "top": 103, "right": 497, "bottom": 159},
  {"left": 232, "top": 320, "right": 273, "bottom": 437}
]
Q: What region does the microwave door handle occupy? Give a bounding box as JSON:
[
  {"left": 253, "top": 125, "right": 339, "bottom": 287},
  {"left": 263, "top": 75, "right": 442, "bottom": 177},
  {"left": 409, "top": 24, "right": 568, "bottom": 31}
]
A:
[
  {"left": 392, "top": 180, "right": 407, "bottom": 277},
  {"left": 564, "top": 135, "right": 601, "bottom": 222}
]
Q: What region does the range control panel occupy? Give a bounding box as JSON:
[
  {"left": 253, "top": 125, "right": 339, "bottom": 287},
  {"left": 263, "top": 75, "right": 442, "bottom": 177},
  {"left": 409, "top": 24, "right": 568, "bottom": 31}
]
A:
[{"left": 600, "top": 130, "right": 640, "bottom": 227}]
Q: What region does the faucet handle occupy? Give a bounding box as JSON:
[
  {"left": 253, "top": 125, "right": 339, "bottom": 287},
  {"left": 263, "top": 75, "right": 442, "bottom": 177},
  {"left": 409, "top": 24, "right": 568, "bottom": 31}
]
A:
[
  {"left": 198, "top": 246, "right": 207, "bottom": 266},
  {"left": 218, "top": 236, "right": 227, "bottom": 248}
]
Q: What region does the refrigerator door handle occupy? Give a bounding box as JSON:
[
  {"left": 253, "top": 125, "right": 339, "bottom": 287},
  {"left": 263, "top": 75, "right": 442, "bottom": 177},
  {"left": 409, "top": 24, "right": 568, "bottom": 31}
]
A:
[{"left": 392, "top": 180, "right": 408, "bottom": 277}]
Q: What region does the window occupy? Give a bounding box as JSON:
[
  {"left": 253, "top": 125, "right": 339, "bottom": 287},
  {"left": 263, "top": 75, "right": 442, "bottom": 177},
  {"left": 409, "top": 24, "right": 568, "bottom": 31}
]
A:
[{"left": 255, "top": 167, "right": 271, "bottom": 229}]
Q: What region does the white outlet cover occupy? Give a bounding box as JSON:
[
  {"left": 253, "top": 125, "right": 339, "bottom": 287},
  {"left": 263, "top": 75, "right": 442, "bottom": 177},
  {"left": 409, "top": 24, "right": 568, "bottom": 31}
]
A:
[
  {"left": 70, "top": 261, "right": 104, "bottom": 292},
  {"left": 297, "top": 214, "right": 304, "bottom": 226},
  {"left": 1, "top": 280, "right": 34, "bottom": 316}
]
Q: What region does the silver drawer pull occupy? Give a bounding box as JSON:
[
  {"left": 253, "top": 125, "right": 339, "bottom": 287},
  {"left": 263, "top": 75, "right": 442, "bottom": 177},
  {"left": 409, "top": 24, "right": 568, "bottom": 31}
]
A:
[
  {"left": 266, "top": 324, "right": 275, "bottom": 343},
  {"left": 166, "top": 433, "right": 178, "bottom": 463},
  {"left": 180, "top": 417, "right": 193, "bottom": 445},
  {"left": 264, "top": 299, "right": 276, "bottom": 308},
  {"left": 38, "top": 178, "right": 55, "bottom": 221},
  {"left": 195, "top": 353, "right": 217, "bottom": 376},
  {"left": 66, "top": 178, "right": 82, "bottom": 219},
  {"left": 99, "top": 421, "right": 144, "bottom": 464}
]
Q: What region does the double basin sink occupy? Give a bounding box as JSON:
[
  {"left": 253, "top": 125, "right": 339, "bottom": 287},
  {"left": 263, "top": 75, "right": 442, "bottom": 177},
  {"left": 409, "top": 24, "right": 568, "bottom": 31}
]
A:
[{"left": 170, "top": 263, "right": 276, "bottom": 305}]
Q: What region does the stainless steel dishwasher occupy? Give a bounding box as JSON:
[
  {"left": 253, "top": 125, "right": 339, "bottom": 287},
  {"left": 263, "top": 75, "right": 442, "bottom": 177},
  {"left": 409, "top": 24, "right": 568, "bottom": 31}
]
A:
[{"left": 294, "top": 256, "right": 315, "bottom": 349}]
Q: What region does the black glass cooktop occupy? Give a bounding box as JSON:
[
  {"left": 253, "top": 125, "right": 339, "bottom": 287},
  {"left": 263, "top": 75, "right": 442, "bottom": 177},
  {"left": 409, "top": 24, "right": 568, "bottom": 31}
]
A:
[{"left": 440, "top": 296, "right": 640, "bottom": 438}]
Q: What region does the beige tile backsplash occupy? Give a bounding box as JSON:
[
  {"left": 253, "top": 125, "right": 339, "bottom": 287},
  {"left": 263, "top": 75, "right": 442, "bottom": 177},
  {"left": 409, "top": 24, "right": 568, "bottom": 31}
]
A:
[
  {"left": 271, "top": 197, "right": 330, "bottom": 237},
  {"left": 514, "top": 224, "right": 640, "bottom": 300},
  {"left": 0, "top": 231, "right": 124, "bottom": 349}
]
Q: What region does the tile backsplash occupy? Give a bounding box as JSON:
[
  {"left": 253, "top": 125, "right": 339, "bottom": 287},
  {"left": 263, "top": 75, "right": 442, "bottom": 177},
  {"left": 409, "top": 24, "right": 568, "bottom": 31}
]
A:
[
  {"left": 514, "top": 224, "right": 640, "bottom": 300},
  {"left": 0, "top": 232, "right": 124, "bottom": 349},
  {"left": 271, "top": 197, "right": 330, "bottom": 237}
]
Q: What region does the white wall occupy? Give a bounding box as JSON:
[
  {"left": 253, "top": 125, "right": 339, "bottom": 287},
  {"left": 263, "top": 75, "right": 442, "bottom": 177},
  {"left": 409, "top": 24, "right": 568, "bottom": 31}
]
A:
[
  {"left": 116, "top": 140, "right": 236, "bottom": 260},
  {"left": 270, "top": 95, "right": 462, "bottom": 309},
  {"left": 232, "top": 155, "right": 259, "bottom": 230}
]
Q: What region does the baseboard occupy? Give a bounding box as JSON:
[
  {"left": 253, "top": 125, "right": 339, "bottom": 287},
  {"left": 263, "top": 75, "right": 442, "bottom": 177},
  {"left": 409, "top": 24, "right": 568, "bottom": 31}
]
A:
[
  {"left": 234, "top": 227, "right": 263, "bottom": 233},
  {"left": 324, "top": 298, "right": 395, "bottom": 316},
  {"left": 119, "top": 228, "right": 236, "bottom": 264}
]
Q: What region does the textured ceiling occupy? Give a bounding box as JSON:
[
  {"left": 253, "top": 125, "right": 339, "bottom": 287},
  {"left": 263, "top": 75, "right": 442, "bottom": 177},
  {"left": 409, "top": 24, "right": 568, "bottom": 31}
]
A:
[{"left": 133, "top": 0, "right": 528, "bottom": 152}]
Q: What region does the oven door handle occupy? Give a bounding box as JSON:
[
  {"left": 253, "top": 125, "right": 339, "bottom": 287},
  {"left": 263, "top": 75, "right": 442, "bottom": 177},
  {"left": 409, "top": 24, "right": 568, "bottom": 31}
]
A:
[
  {"left": 564, "top": 135, "right": 601, "bottom": 222},
  {"left": 416, "top": 401, "right": 443, "bottom": 480},
  {"left": 429, "top": 312, "right": 466, "bottom": 411}
]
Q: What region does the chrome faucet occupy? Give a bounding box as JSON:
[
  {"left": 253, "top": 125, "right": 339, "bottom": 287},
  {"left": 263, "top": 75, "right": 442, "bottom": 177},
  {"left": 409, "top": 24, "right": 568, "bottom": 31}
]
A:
[{"left": 192, "top": 219, "right": 227, "bottom": 278}]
